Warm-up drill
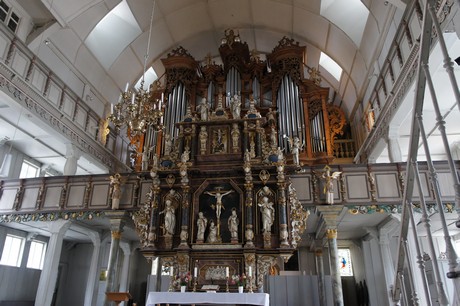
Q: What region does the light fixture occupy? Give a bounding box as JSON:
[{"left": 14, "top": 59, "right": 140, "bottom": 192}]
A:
[{"left": 109, "top": 0, "right": 163, "bottom": 137}]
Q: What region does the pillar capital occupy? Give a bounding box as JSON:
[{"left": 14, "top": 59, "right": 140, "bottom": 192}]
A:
[
  {"left": 106, "top": 211, "right": 129, "bottom": 233},
  {"left": 315, "top": 205, "right": 345, "bottom": 239},
  {"left": 326, "top": 228, "right": 337, "bottom": 239}
]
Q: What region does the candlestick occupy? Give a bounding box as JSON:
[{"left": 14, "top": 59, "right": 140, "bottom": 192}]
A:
[{"left": 248, "top": 275, "right": 253, "bottom": 293}]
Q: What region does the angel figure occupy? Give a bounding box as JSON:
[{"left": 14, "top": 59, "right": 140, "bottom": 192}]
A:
[
  {"left": 321, "top": 165, "right": 342, "bottom": 204},
  {"left": 109, "top": 173, "right": 122, "bottom": 210},
  {"left": 141, "top": 146, "right": 154, "bottom": 171},
  {"left": 287, "top": 136, "right": 304, "bottom": 166}
]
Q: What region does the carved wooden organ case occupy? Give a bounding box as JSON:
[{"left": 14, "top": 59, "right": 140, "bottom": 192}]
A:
[{"left": 133, "top": 32, "right": 345, "bottom": 290}]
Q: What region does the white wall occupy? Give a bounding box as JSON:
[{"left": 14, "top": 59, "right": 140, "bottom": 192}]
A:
[{"left": 0, "top": 225, "right": 48, "bottom": 302}]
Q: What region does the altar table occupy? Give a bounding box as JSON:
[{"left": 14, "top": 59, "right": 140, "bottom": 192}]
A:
[{"left": 146, "top": 292, "right": 269, "bottom": 306}]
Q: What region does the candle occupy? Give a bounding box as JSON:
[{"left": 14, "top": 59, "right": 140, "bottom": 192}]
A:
[
  {"left": 225, "top": 267, "right": 229, "bottom": 278},
  {"left": 125, "top": 82, "right": 129, "bottom": 92},
  {"left": 110, "top": 103, "right": 113, "bottom": 114},
  {"left": 170, "top": 266, "right": 174, "bottom": 277},
  {"left": 194, "top": 267, "right": 198, "bottom": 278},
  {"left": 131, "top": 93, "right": 136, "bottom": 104},
  {"left": 248, "top": 266, "right": 252, "bottom": 277}
]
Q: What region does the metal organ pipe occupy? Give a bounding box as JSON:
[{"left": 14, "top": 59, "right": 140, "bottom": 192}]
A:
[
  {"left": 278, "top": 74, "right": 309, "bottom": 152},
  {"left": 163, "top": 83, "right": 188, "bottom": 152}
]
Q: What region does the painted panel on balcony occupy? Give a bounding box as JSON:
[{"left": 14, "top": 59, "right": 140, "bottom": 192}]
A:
[
  {"left": 48, "top": 82, "right": 61, "bottom": 107},
  {"left": 67, "top": 185, "right": 86, "bottom": 208},
  {"left": 120, "top": 183, "right": 134, "bottom": 207},
  {"left": 90, "top": 183, "right": 109, "bottom": 208},
  {"left": 290, "top": 175, "right": 312, "bottom": 203},
  {"left": 437, "top": 171, "right": 456, "bottom": 199},
  {"left": 62, "top": 94, "right": 75, "bottom": 118},
  {"left": 375, "top": 173, "right": 400, "bottom": 199},
  {"left": 74, "top": 106, "right": 87, "bottom": 129},
  {"left": 31, "top": 68, "right": 46, "bottom": 93},
  {"left": 411, "top": 171, "right": 432, "bottom": 200},
  {"left": 0, "top": 34, "right": 8, "bottom": 60},
  {"left": 43, "top": 186, "right": 61, "bottom": 209},
  {"left": 20, "top": 187, "right": 39, "bottom": 210},
  {"left": 345, "top": 174, "right": 370, "bottom": 201},
  {"left": 0, "top": 189, "right": 16, "bottom": 211},
  {"left": 11, "top": 51, "right": 28, "bottom": 78}
]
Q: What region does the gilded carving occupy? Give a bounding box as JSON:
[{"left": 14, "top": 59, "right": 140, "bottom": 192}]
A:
[
  {"left": 326, "top": 228, "right": 337, "bottom": 239},
  {"left": 288, "top": 183, "right": 309, "bottom": 248},
  {"left": 256, "top": 255, "right": 277, "bottom": 290}
]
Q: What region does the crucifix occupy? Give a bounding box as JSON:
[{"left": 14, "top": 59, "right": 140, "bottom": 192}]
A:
[{"left": 204, "top": 187, "right": 234, "bottom": 240}]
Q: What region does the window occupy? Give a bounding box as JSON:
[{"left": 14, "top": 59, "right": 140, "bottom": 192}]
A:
[
  {"left": 27, "top": 240, "right": 47, "bottom": 270},
  {"left": 319, "top": 52, "right": 342, "bottom": 82},
  {"left": 19, "top": 160, "right": 40, "bottom": 178},
  {"left": 0, "top": 1, "right": 20, "bottom": 33},
  {"left": 338, "top": 248, "right": 353, "bottom": 276},
  {"left": 0, "top": 234, "right": 25, "bottom": 267},
  {"left": 0, "top": 1, "right": 8, "bottom": 22}
]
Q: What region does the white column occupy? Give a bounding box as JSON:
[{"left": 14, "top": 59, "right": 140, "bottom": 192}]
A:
[
  {"left": 85, "top": 231, "right": 101, "bottom": 306},
  {"left": 63, "top": 143, "right": 82, "bottom": 175},
  {"left": 379, "top": 217, "right": 400, "bottom": 305},
  {"left": 35, "top": 220, "right": 71, "bottom": 306},
  {"left": 362, "top": 227, "right": 390, "bottom": 306},
  {"left": 387, "top": 126, "right": 402, "bottom": 162},
  {"left": 119, "top": 242, "right": 132, "bottom": 293}
]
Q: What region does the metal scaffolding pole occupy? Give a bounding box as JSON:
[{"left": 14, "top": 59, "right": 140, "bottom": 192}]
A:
[{"left": 391, "top": 0, "right": 434, "bottom": 302}]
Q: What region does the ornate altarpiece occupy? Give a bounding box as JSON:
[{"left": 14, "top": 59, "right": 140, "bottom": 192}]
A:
[{"left": 132, "top": 31, "right": 346, "bottom": 291}]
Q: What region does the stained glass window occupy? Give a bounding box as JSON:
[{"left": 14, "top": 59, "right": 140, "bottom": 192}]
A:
[{"left": 338, "top": 248, "right": 353, "bottom": 276}]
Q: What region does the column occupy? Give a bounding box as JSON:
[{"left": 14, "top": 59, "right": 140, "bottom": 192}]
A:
[
  {"left": 326, "top": 228, "right": 344, "bottom": 306},
  {"left": 179, "top": 185, "right": 190, "bottom": 248},
  {"left": 119, "top": 242, "right": 132, "bottom": 293},
  {"left": 63, "top": 143, "right": 82, "bottom": 175},
  {"left": 362, "top": 228, "right": 391, "bottom": 306},
  {"left": 387, "top": 126, "right": 402, "bottom": 162},
  {"left": 277, "top": 181, "right": 289, "bottom": 248},
  {"left": 315, "top": 205, "right": 345, "bottom": 306},
  {"left": 85, "top": 231, "right": 101, "bottom": 306},
  {"left": 35, "top": 220, "right": 71, "bottom": 306},
  {"left": 105, "top": 212, "right": 127, "bottom": 305},
  {"left": 379, "top": 217, "right": 400, "bottom": 306},
  {"left": 315, "top": 248, "right": 327, "bottom": 306}
]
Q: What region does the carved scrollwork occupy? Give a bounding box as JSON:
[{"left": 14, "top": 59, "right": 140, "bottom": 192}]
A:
[
  {"left": 288, "top": 183, "right": 309, "bottom": 248},
  {"left": 327, "top": 104, "right": 346, "bottom": 142},
  {"left": 272, "top": 36, "right": 300, "bottom": 52},
  {"left": 308, "top": 99, "right": 322, "bottom": 118},
  {"left": 256, "top": 255, "right": 277, "bottom": 289},
  {"left": 132, "top": 201, "right": 151, "bottom": 248}
]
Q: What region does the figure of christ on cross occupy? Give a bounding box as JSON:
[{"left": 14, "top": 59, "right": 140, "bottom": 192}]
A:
[
  {"left": 204, "top": 187, "right": 234, "bottom": 241},
  {"left": 204, "top": 187, "right": 234, "bottom": 221}
]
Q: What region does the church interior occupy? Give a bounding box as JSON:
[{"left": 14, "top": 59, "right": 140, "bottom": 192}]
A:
[{"left": 1, "top": 0, "right": 460, "bottom": 305}]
